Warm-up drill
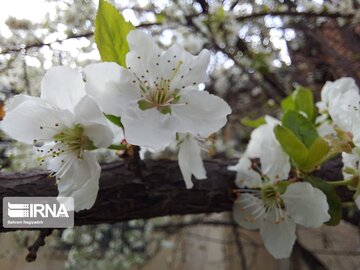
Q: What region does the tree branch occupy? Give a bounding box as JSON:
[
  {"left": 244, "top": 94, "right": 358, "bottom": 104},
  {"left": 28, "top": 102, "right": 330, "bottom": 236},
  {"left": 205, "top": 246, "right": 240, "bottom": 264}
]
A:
[
  {"left": 25, "top": 228, "right": 54, "bottom": 262},
  {"left": 1, "top": 10, "right": 353, "bottom": 55},
  {"left": 0, "top": 158, "right": 354, "bottom": 233},
  {"left": 235, "top": 11, "right": 354, "bottom": 22},
  {"left": 0, "top": 32, "right": 94, "bottom": 55},
  {"left": 0, "top": 23, "right": 158, "bottom": 55}
]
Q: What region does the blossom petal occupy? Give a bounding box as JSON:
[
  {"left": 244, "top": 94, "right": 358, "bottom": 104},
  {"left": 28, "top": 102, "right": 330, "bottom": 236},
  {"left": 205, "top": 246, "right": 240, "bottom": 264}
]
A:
[
  {"left": 126, "top": 30, "right": 210, "bottom": 91},
  {"left": 355, "top": 196, "right": 360, "bottom": 209},
  {"left": 121, "top": 107, "right": 177, "bottom": 151},
  {"left": 73, "top": 95, "right": 113, "bottom": 148},
  {"left": 261, "top": 140, "right": 290, "bottom": 182},
  {"left": 126, "top": 29, "right": 162, "bottom": 82},
  {"left": 282, "top": 182, "right": 330, "bottom": 227},
  {"left": 172, "top": 90, "right": 231, "bottom": 137},
  {"left": 321, "top": 77, "right": 358, "bottom": 108},
  {"left": 350, "top": 120, "right": 360, "bottom": 148},
  {"left": 245, "top": 117, "right": 290, "bottom": 182},
  {"left": 329, "top": 87, "right": 360, "bottom": 133},
  {"left": 57, "top": 151, "right": 100, "bottom": 212},
  {"left": 1, "top": 100, "right": 65, "bottom": 144},
  {"left": 228, "top": 157, "right": 263, "bottom": 188},
  {"left": 245, "top": 115, "right": 279, "bottom": 158},
  {"left": 40, "top": 66, "right": 86, "bottom": 112},
  {"left": 84, "top": 62, "right": 141, "bottom": 116},
  {"left": 233, "top": 194, "right": 263, "bottom": 230},
  {"left": 319, "top": 77, "right": 360, "bottom": 135},
  {"left": 5, "top": 94, "right": 39, "bottom": 112},
  {"left": 178, "top": 134, "right": 206, "bottom": 189},
  {"left": 317, "top": 77, "right": 359, "bottom": 114},
  {"left": 342, "top": 150, "right": 359, "bottom": 180},
  {"left": 127, "top": 29, "right": 161, "bottom": 57},
  {"left": 161, "top": 45, "right": 210, "bottom": 89},
  {"left": 260, "top": 209, "right": 296, "bottom": 259},
  {"left": 316, "top": 114, "right": 335, "bottom": 137}
]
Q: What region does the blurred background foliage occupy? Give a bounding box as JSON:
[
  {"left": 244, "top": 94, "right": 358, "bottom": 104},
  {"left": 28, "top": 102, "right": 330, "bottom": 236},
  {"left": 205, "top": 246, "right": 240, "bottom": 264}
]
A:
[{"left": 0, "top": 0, "right": 360, "bottom": 269}]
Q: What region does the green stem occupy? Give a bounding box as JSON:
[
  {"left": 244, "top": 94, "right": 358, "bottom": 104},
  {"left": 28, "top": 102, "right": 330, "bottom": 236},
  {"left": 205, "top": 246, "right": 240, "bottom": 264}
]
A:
[
  {"left": 108, "top": 144, "right": 126, "bottom": 150},
  {"left": 341, "top": 202, "right": 355, "bottom": 207},
  {"left": 327, "top": 179, "right": 353, "bottom": 187}
]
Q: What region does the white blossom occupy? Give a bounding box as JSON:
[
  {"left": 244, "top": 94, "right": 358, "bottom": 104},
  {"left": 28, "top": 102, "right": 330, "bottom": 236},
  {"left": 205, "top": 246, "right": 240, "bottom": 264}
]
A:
[
  {"left": 230, "top": 116, "right": 329, "bottom": 258},
  {"left": 84, "top": 29, "right": 231, "bottom": 151},
  {"left": 230, "top": 115, "right": 290, "bottom": 183},
  {"left": 318, "top": 78, "right": 360, "bottom": 209},
  {"left": 317, "top": 77, "right": 360, "bottom": 134},
  {"left": 1, "top": 66, "right": 113, "bottom": 211},
  {"left": 342, "top": 150, "right": 360, "bottom": 208}
]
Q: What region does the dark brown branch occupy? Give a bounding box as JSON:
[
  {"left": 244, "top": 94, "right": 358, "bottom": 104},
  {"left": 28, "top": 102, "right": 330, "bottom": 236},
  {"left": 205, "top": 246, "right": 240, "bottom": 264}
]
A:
[
  {"left": 0, "top": 159, "right": 236, "bottom": 232},
  {"left": 25, "top": 228, "right": 54, "bottom": 262},
  {"left": 0, "top": 158, "right": 354, "bottom": 233},
  {"left": 235, "top": 11, "right": 354, "bottom": 22}
]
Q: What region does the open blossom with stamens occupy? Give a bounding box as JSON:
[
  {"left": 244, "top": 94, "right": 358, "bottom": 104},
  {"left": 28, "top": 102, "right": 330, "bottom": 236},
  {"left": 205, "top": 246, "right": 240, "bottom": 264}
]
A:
[
  {"left": 229, "top": 116, "right": 330, "bottom": 258},
  {"left": 84, "top": 29, "right": 231, "bottom": 151},
  {"left": 1, "top": 66, "right": 113, "bottom": 211}
]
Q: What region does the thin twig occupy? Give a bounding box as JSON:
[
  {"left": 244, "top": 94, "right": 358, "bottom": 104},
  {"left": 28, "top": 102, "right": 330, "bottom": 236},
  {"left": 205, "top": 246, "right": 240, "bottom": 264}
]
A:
[
  {"left": 25, "top": 228, "right": 54, "bottom": 262},
  {"left": 235, "top": 11, "right": 354, "bottom": 22},
  {"left": 0, "top": 32, "right": 93, "bottom": 55},
  {"left": 0, "top": 23, "right": 158, "bottom": 55}
]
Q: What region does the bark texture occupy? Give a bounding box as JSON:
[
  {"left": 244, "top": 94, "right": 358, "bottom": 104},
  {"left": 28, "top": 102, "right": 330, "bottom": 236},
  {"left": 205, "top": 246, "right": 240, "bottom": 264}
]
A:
[{"left": 0, "top": 158, "right": 353, "bottom": 232}]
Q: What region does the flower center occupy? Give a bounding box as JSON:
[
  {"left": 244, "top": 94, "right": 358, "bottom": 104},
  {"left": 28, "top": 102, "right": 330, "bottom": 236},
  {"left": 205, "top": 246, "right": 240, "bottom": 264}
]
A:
[
  {"left": 33, "top": 123, "right": 95, "bottom": 181},
  {"left": 138, "top": 78, "right": 181, "bottom": 114},
  {"left": 261, "top": 184, "right": 283, "bottom": 209},
  {"left": 52, "top": 124, "right": 95, "bottom": 158},
  {"left": 261, "top": 184, "right": 286, "bottom": 224},
  {"left": 136, "top": 60, "right": 184, "bottom": 114},
  {"left": 35, "top": 123, "right": 95, "bottom": 166}
]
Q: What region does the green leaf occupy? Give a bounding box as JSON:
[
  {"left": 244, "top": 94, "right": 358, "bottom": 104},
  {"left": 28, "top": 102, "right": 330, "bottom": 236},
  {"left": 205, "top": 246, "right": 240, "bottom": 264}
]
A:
[
  {"left": 293, "top": 87, "right": 316, "bottom": 122},
  {"left": 304, "top": 176, "right": 342, "bottom": 226},
  {"left": 281, "top": 96, "right": 295, "bottom": 113},
  {"left": 274, "top": 125, "right": 308, "bottom": 166},
  {"left": 105, "top": 114, "right": 123, "bottom": 128},
  {"left": 302, "top": 137, "right": 331, "bottom": 172},
  {"left": 241, "top": 116, "right": 266, "bottom": 128},
  {"left": 282, "top": 111, "right": 318, "bottom": 148},
  {"left": 95, "top": 0, "right": 135, "bottom": 67},
  {"left": 281, "top": 87, "right": 317, "bottom": 123}
]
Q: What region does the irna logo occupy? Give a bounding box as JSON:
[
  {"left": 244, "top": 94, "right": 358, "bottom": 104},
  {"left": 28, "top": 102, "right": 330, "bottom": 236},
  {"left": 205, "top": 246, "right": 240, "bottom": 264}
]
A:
[
  {"left": 3, "top": 197, "right": 74, "bottom": 228},
  {"left": 7, "top": 202, "right": 69, "bottom": 218}
]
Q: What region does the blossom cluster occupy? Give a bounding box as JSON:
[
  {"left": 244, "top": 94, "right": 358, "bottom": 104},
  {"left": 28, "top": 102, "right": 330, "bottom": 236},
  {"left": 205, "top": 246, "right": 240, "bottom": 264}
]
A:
[
  {"left": 229, "top": 116, "right": 330, "bottom": 258},
  {"left": 230, "top": 77, "right": 360, "bottom": 258},
  {"left": 1, "top": 29, "right": 231, "bottom": 211},
  {"left": 316, "top": 78, "right": 360, "bottom": 208}
]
